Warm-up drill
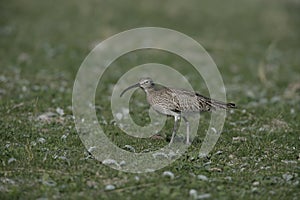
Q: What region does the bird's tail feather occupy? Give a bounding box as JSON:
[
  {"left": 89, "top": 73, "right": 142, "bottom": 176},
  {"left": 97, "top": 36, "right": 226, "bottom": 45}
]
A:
[{"left": 210, "top": 100, "right": 236, "bottom": 110}]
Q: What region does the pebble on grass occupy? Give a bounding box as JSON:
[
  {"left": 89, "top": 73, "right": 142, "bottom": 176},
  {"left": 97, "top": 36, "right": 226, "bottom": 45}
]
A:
[
  {"left": 88, "top": 146, "right": 97, "bottom": 153},
  {"left": 116, "top": 113, "right": 123, "bottom": 120},
  {"left": 252, "top": 181, "right": 260, "bottom": 186},
  {"left": 189, "top": 189, "right": 198, "bottom": 199},
  {"left": 189, "top": 190, "right": 211, "bottom": 200},
  {"left": 105, "top": 184, "right": 115, "bottom": 191},
  {"left": 37, "top": 112, "right": 56, "bottom": 122},
  {"left": 162, "top": 171, "right": 175, "bottom": 179},
  {"left": 282, "top": 173, "right": 294, "bottom": 182},
  {"left": 197, "top": 175, "right": 208, "bottom": 181},
  {"left": 152, "top": 152, "right": 168, "bottom": 159},
  {"left": 232, "top": 136, "right": 247, "bottom": 142},
  {"left": 281, "top": 160, "right": 297, "bottom": 164},
  {"left": 119, "top": 160, "right": 126, "bottom": 166},
  {"left": 61, "top": 134, "right": 68, "bottom": 140},
  {"left": 197, "top": 193, "right": 211, "bottom": 199},
  {"left": 37, "top": 137, "right": 46, "bottom": 144},
  {"left": 102, "top": 159, "right": 120, "bottom": 168},
  {"left": 134, "top": 176, "right": 140, "bottom": 181},
  {"left": 8, "top": 157, "right": 16, "bottom": 164},
  {"left": 56, "top": 107, "right": 64, "bottom": 116},
  {"left": 124, "top": 145, "right": 136, "bottom": 152}
]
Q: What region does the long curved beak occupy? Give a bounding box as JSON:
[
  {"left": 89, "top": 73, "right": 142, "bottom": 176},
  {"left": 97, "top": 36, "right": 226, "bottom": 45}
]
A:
[{"left": 120, "top": 83, "right": 140, "bottom": 97}]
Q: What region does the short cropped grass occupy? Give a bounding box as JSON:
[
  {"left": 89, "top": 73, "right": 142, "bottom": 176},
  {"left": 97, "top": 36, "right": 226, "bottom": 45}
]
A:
[{"left": 1, "top": 0, "right": 299, "bottom": 199}]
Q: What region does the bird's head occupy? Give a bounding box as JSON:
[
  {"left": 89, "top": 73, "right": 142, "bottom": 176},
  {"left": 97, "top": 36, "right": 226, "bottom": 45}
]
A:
[
  {"left": 139, "top": 77, "right": 154, "bottom": 89},
  {"left": 120, "top": 77, "right": 154, "bottom": 97}
]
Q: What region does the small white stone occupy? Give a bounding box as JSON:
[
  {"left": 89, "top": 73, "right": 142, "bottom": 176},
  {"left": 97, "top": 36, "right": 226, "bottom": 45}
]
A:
[
  {"left": 88, "top": 146, "right": 97, "bottom": 153},
  {"left": 61, "top": 134, "right": 67, "bottom": 140},
  {"left": 197, "top": 175, "right": 208, "bottom": 181},
  {"left": 145, "top": 168, "right": 155, "bottom": 172},
  {"left": 2, "top": 178, "right": 15, "bottom": 185},
  {"left": 0, "top": 75, "right": 7, "bottom": 82},
  {"left": 189, "top": 189, "right": 198, "bottom": 199},
  {"left": 56, "top": 107, "right": 64, "bottom": 116},
  {"left": 88, "top": 102, "right": 94, "bottom": 109},
  {"left": 116, "top": 113, "right": 123, "bottom": 120},
  {"left": 281, "top": 160, "right": 297, "bottom": 164},
  {"left": 246, "top": 91, "right": 255, "bottom": 98},
  {"left": 232, "top": 136, "right": 247, "bottom": 142},
  {"left": 290, "top": 108, "right": 295, "bottom": 114},
  {"left": 197, "top": 193, "right": 211, "bottom": 199},
  {"left": 8, "top": 157, "right": 16, "bottom": 164},
  {"left": 270, "top": 96, "right": 281, "bottom": 103},
  {"left": 105, "top": 184, "right": 115, "bottom": 190},
  {"left": 22, "top": 86, "right": 27, "bottom": 92},
  {"left": 59, "top": 156, "right": 68, "bottom": 160},
  {"left": 124, "top": 145, "right": 135, "bottom": 152},
  {"left": 259, "top": 98, "right": 268, "bottom": 104},
  {"left": 211, "top": 127, "right": 217, "bottom": 134},
  {"left": 38, "top": 137, "right": 46, "bottom": 144},
  {"left": 253, "top": 181, "right": 259, "bottom": 186},
  {"left": 37, "top": 112, "right": 56, "bottom": 121},
  {"left": 198, "top": 153, "right": 207, "bottom": 158},
  {"left": 162, "top": 171, "right": 175, "bottom": 179},
  {"left": 102, "top": 159, "right": 118, "bottom": 165},
  {"left": 203, "top": 161, "right": 211, "bottom": 166},
  {"left": 215, "top": 151, "right": 223, "bottom": 155},
  {"left": 269, "top": 190, "right": 276, "bottom": 195},
  {"left": 31, "top": 141, "right": 37, "bottom": 146},
  {"left": 120, "top": 160, "right": 126, "bottom": 166},
  {"left": 282, "top": 173, "right": 293, "bottom": 181},
  {"left": 152, "top": 152, "right": 168, "bottom": 159}
]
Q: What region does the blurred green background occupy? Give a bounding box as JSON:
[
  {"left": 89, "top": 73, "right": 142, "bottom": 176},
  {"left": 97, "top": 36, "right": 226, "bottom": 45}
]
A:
[{"left": 1, "top": 0, "right": 299, "bottom": 199}]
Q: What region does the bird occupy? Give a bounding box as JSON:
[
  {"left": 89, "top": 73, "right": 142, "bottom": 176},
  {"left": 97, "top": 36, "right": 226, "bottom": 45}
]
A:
[{"left": 120, "top": 77, "right": 236, "bottom": 145}]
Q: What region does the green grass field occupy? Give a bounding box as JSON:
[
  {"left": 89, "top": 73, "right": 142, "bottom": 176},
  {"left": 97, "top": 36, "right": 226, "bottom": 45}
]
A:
[{"left": 1, "top": 0, "right": 299, "bottom": 199}]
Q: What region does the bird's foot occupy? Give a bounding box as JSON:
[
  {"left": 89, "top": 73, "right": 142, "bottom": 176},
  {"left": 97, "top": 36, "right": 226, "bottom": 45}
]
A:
[
  {"left": 168, "top": 136, "right": 175, "bottom": 146},
  {"left": 186, "top": 136, "right": 191, "bottom": 145}
]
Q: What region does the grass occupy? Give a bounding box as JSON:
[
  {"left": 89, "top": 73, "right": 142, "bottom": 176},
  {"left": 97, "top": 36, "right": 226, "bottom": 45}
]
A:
[{"left": 1, "top": 0, "right": 300, "bottom": 199}]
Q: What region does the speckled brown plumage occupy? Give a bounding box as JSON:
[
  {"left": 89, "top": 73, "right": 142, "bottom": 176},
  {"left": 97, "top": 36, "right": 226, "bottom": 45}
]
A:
[{"left": 120, "top": 77, "right": 236, "bottom": 145}]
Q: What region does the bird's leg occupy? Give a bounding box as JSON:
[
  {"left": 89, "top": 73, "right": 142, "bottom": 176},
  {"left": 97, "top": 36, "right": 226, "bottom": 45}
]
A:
[
  {"left": 182, "top": 116, "right": 190, "bottom": 145},
  {"left": 169, "top": 115, "right": 180, "bottom": 146}
]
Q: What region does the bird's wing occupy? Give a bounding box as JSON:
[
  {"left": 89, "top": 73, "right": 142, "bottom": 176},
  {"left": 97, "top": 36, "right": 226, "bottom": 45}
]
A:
[
  {"left": 166, "top": 88, "right": 208, "bottom": 112},
  {"left": 169, "top": 88, "right": 223, "bottom": 112},
  {"left": 149, "top": 87, "right": 181, "bottom": 114},
  {"left": 150, "top": 87, "right": 234, "bottom": 114}
]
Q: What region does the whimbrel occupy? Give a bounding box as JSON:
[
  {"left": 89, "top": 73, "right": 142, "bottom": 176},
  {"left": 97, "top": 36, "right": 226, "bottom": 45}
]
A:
[{"left": 120, "top": 77, "right": 236, "bottom": 145}]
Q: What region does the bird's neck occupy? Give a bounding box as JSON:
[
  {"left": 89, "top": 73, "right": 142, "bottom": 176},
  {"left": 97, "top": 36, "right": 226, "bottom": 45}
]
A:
[{"left": 143, "top": 86, "right": 156, "bottom": 95}]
